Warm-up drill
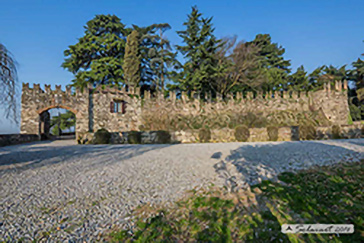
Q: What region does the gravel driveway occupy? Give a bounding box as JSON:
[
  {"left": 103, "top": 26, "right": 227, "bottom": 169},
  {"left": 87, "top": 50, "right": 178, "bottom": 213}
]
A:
[{"left": 1, "top": 139, "right": 364, "bottom": 242}]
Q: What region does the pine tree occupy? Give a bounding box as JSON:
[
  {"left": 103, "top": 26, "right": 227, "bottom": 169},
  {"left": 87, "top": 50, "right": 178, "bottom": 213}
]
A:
[
  {"left": 147, "top": 24, "right": 179, "bottom": 93},
  {"left": 131, "top": 23, "right": 179, "bottom": 94},
  {"left": 289, "top": 65, "right": 309, "bottom": 91},
  {"left": 195, "top": 17, "right": 224, "bottom": 96},
  {"left": 176, "top": 6, "right": 222, "bottom": 96},
  {"left": 123, "top": 30, "right": 141, "bottom": 88},
  {"left": 50, "top": 110, "right": 76, "bottom": 136},
  {"left": 62, "top": 15, "right": 130, "bottom": 89},
  {"left": 351, "top": 43, "right": 364, "bottom": 89},
  {"left": 247, "top": 34, "right": 291, "bottom": 91},
  {"left": 306, "top": 65, "right": 347, "bottom": 91}
]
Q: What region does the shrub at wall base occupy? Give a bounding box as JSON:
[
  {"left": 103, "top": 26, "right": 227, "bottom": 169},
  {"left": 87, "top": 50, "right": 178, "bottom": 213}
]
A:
[
  {"left": 235, "top": 125, "right": 250, "bottom": 142},
  {"left": 92, "top": 128, "right": 111, "bottom": 144},
  {"left": 198, "top": 128, "right": 211, "bottom": 143},
  {"left": 128, "top": 131, "right": 142, "bottom": 144},
  {"left": 331, "top": 125, "right": 342, "bottom": 139},
  {"left": 299, "top": 124, "right": 317, "bottom": 140},
  {"left": 267, "top": 126, "right": 279, "bottom": 141}
]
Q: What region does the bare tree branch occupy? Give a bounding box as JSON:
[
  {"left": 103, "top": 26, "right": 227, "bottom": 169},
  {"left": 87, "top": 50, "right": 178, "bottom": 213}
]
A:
[{"left": 0, "top": 43, "right": 18, "bottom": 124}]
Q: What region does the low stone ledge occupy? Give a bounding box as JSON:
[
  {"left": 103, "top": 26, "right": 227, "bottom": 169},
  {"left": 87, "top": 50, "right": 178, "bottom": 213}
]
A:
[
  {"left": 0, "top": 134, "right": 40, "bottom": 147},
  {"left": 78, "top": 124, "right": 363, "bottom": 145},
  {"left": 317, "top": 124, "right": 363, "bottom": 139}
]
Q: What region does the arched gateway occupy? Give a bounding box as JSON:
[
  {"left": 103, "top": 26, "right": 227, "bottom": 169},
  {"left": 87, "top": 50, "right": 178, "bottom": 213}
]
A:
[
  {"left": 20, "top": 83, "right": 143, "bottom": 140},
  {"left": 20, "top": 84, "right": 90, "bottom": 139}
]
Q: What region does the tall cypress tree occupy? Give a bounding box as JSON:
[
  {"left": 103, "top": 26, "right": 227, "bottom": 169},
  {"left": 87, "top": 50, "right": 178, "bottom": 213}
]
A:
[{"left": 123, "top": 30, "right": 141, "bottom": 88}]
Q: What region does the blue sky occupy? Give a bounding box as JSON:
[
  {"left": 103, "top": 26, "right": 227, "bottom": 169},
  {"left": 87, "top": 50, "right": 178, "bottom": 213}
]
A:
[{"left": 0, "top": 0, "right": 363, "bottom": 134}]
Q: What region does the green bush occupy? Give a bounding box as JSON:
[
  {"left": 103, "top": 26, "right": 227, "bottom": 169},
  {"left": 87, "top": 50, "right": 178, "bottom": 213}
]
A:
[
  {"left": 235, "top": 125, "right": 250, "bottom": 142},
  {"left": 267, "top": 126, "right": 279, "bottom": 141},
  {"left": 299, "top": 124, "right": 316, "bottom": 140},
  {"left": 92, "top": 128, "right": 111, "bottom": 144},
  {"left": 198, "top": 128, "right": 211, "bottom": 143},
  {"left": 154, "top": 130, "right": 171, "bottom": 144},
  {"left": 127, "top": 131, "right": 142, "bottom": 144},
  {"left": 348, "top": 114, "right": 354, "bottom": 125},
  {"left": 349, "top": 104, "right": 361, "bottom": 121},
  {"left": 332, "top": 125, "right": 341, "bottom": 139}
]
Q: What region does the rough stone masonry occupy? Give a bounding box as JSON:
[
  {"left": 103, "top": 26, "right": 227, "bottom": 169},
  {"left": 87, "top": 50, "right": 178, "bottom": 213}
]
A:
[{"left": 20, "top": 81, "right": 350, "bottom": 139}]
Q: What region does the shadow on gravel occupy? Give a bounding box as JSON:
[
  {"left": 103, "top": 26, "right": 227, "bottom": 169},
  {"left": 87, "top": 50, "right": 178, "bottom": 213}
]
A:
[
  {"left": 346, "top": 140, "right": 364, "bottom": 147},
  {"left": 213, "top": 140, "right": 364, "bottom": 186},
  {"left": 0, "top": 142, "right": 175, "bottom": 174}
]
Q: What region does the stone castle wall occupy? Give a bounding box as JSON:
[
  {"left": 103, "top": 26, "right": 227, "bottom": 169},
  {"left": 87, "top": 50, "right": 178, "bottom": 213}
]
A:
[
  {"left": 20, "top": 81, "right": 350, "bottom": 139},
  {"left": 141, "top": 81, "right": 350, "bottom": 128},
  {"left": 0, "top": 134, "right": 40, "bottom": 147},
  {"left": 91, "top": 88, "right": 142, "bottom": 132},
  {"left": 21, "top": 83, "right": 89, "bottom": 138}
]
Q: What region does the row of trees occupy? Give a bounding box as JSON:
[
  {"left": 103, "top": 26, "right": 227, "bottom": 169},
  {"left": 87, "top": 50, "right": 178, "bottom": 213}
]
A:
[
  {"left": 1, "top": 6, "right": 363, "bottom": 124},
  {"left": 62, "top": 6, "right": 364, "bottom": 100}
]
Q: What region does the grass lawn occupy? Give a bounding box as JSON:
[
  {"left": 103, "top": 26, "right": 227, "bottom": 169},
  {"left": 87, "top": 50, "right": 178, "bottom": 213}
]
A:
[{"left": 108, "top": 160, "right": 364, "bottom": 242}]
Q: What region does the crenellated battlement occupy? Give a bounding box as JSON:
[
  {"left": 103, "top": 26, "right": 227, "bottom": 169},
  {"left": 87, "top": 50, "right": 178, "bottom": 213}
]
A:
[
  {"left": 140, "top": 80, "right": 348, "bottom": 103},
  {"left": 22, "top": 83, "right": 88, "bottom": 96},
  {"left": 22, "top": 80, "right": 347, "bottom": 103},
  {"left": 20, "top": 80, "right": 350, "bottom": 138}
]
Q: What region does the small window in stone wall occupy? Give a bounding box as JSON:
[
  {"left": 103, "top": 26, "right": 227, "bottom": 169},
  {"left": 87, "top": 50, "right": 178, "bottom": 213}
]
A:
[{"left": 110, "top": 100, "right": 126, "bottom": 114}]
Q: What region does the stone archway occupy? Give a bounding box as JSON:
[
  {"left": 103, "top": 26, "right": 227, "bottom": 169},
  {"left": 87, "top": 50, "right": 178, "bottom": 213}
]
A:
[
  {"left": 37, "top": 105, "right": 78, "bottom": 116},
  {"left": 20, "top": 83, "right": 90, "bottom": 139},
  {"left": 38, "top": 105, "right": 77, "bottom": 140}
]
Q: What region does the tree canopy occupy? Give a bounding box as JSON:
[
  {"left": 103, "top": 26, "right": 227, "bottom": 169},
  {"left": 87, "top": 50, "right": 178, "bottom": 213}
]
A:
[
  {"left": 60, "top": 9, "right": 363, "bottom": 119},
  {"left": 62, "top": 15, "right": 130, "bottom": 89},
  {"left": 175, "top": 6, "right": 223, "bottom": 96},
  {"left": 50, "top": 110, "right": 76, "bottom": 136},
  {"left": 123, "top": 30, "right": 141, "bottom": 88}
]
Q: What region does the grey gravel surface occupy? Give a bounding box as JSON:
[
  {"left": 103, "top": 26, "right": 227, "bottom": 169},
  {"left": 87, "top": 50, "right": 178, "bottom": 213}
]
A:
[{"left": 1, "top": 139, "right": 364, "bottom": 242}]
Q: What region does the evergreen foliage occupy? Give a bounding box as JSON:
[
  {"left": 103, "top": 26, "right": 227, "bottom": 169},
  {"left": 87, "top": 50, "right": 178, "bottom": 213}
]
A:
[
  {"left": 127, "top": 131, "right": 142, "bottom": 144},
  {"left": 62, "top": 15, "right": 130, "bottom": 89},
  {"left": 50, "top": 110, "right": 76, "bottom": 136},
  {"left": 123, "top": 30, "right": 141, "bottom": 88},
  {"left": 133, "top": 23, "right": 178, "bottom": 91},
  {"left": 93, "top": 128, "right": 111, "bottom": 144},
  {"left": 59, "top": 10, "right": 364, "bottom": 123},
  {"left": 247, "top": 34, "right": 291, "bottom": 91},
  {"left": 146, "top": 24, "right": 179, "bottom": 92},
  {"left": 289, "top": 65, "right": 309, "bottom": 91},
  {"left": 175, "top": 6, "right": 223, "bottom": 97}
]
